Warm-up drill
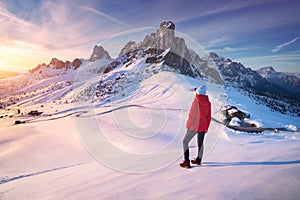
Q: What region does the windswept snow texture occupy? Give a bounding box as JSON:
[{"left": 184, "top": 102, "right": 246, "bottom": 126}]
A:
[{"left": 0, "top": 68, "right": 300, "bottom": 199}]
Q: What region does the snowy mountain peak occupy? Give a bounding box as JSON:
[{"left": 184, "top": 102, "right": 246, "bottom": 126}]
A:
[
  {"left": 208, "top": 52, "right": 220, "bottom": 59},
  {"left": 29, "top": 57, "right": 83, "bottom": 75},
  {"left": 140, "top": 21, "right": 177, "bottom": 51},
  {"left": 115, "top": 21, "right": 200, "bottom": 78},
  {"left": 119, "top": 41, "right": 138, "bottom": 57},
  {"left": 257, "top": 66, "right": 276, "bottom": 77},
  {"left": 159, "top": 21, "right": 175, "bottom": 30},
  {"left": 256, "top": 66, "right": 300, "bottom": 97},
  {"left": 113, "top": 21, "right": 221, "bottom": 83},
  {"left": 49, "top": 58, "right": 68, "bottom": 69},
  {"left": 89, "top": 45, "right": 111, "bottom": 62},
  {"left": 260, "top": 66, "right": 275, "bottom": 71},
  {"left": 207, "top": 52, "right": 232, "bottom": 64}
]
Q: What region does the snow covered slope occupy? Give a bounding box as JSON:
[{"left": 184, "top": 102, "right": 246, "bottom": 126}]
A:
[
  {"left": 0, "top": 57, "right": 111, "bottom": 109},
  {"left": 1, "top": 69, "right": 300, "bottom": 199}
]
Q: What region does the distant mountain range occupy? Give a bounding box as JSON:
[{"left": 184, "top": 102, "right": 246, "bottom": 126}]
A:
[
  {"left": 27, "top": 49, "right": 300, "bottom": 99},
  {"left": 207, "top": 53, "right": 300, "bottom": 98},
  {"left": 24, "top": 20, "right": 299, "bottom": 100},
  {"left": 285, "top": 72, "right": 300, "bottom": 79},
  {"left": 257, "top": 66, "right": 300, "bottom": 96},
  {"left": 1, "top": 21, "right": 299, "bottom": 116}
]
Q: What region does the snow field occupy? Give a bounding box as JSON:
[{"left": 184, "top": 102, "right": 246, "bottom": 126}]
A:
[{"left": 0, "top": 71, "right": 300, "bottom": 199}]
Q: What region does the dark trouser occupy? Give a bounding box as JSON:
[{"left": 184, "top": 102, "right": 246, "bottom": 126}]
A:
[{"left": 183, "top": 129, "right": 205, "bottom": 161}]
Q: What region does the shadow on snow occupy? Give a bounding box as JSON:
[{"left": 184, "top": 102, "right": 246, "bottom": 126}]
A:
[{"left": 201, "top": 160, "right": 300, "bottom": 167}]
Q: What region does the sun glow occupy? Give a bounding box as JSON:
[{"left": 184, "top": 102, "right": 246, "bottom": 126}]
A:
[
  {"left": 0, "top": 42, "right": 50, "bottom": 72},
  {"left": 0, "top": 40, "right": 71, "bottom": 72},
  {"left": 0, "top": 38, "right": 90, "bottom": 72},
  {"left": 0, "top": 61, "right": 5, "bottom": 69}
]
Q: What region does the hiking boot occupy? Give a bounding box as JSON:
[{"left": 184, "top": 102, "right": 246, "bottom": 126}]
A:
[
  {"left": 191, "top": 158, "right": 202, "bottom": 165},
  {"left": 180, "top": 160, "right": 191, "bottom": 168}
]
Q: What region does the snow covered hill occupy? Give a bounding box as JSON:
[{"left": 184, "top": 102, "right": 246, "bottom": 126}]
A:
[
  {"left": 1, "top": 69, "right": 299, "bottom": 199},
  {"left": 0, "top": 21, "right": 300, "bottom": 199}
]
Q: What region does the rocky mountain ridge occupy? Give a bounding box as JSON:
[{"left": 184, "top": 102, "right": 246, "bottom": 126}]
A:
[
  {"left": 28, "top": 21, "right": 298, "bottom": 99},
  {"left": 1, "top": 21, "right": 299, "bottom": 116},
  {"left": 29, "top": 58, "right": 83, "bottom": 75},
  {"left": 89, "top": 45, "right": 111, "bottom": 62},
  {"left": 208, "top": 52, "right": 300, "bottom": 98},
  {"left": 115, "top": 21, "right": 222, "bottom": 84},
  {"left": 257, "top": 66, "right": 300, "bottom": 96}
]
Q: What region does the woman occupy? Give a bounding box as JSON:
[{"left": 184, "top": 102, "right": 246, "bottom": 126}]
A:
[{"left": 180, "top": 85, "right": 211, "bottom": 168}]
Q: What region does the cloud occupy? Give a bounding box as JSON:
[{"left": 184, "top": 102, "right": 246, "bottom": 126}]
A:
[
  {"left": 271, "top": 37, "right": 300, "bottom": 52},
  {"left": 210, "top": 46, "right": 261, "bottom": 53},
  {"left": 80, "top": 6, "right": 127, "bottom": 26},
  {"left": 202, "top": 36, "right": 231, "bottom": 48},
  {"left": 0, "top": 0, "right": 131, "bottom": 70},
  {"left": 242, "top": 53, "right": 300, "bottom": 61},
  {"left": 178, "top": 0, "right": 300, "bottom": 49},
  {"left": 0, "top": 3, "right": 38, "bottom": 39},
  {"left": 0, "top": 1, "right": 127, "bottom": 51},
  {"left": 0, "top": 4, "right": 32, "bottom": 27},
  {"left": 235, "top": 53, "right": 300, "bottom": 72},
  {"left": 176, "top": 0, "right": 272, "bottom": 24},
  {"left": 224, "top": 46, "right": 235, "bottom": 51},
  {"left": 0, "top": 1, "right": 125, "bottom": 50}
]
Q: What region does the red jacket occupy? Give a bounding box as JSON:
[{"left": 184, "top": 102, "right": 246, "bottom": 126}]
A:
[{"left": 186, "top": 94, "right": 211, "bottom": 132}]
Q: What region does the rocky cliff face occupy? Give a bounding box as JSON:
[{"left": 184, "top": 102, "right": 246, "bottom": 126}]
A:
[
  {"left": 117, "top": 21, "right": 222, "bottom": 83},
  {"left": 29, "top": 57, "right": 83, "bottom": 74},
  {"left": 72, "top": 58, "right": 82, "bottom": 70},
  {"left": 89, "top": 45, "right": 111, "bottom": 62},
  {"left": 140, "top": 21, "right": 191, "bottom": 66},
  {"left": 141, "top": 21, "right": 176, "bottom": 50}
]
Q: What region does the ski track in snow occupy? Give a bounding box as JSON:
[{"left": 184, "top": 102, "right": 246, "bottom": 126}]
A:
[
  {"left": 12, "top": 104, "right": 295, "bottom": 135},
  {"left": 0, "top": 162, "right": 89, "bottom": 185}
]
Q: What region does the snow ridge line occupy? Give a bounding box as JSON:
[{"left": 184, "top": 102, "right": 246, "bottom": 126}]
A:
[
  {"left": 14, "top": 105, "right": 187, "bottom": 124},
  {"left": 79, "top": 104, "right": 189, "bottom": 118},
  {"left": 0, "top": 162, "right": 90, "bottom": 185},
  {"left": 13, "top": 105, "right": 293, "bottom": 133},
  {"left": 12, "top": 111, "right": 88, "bottom": 125}
]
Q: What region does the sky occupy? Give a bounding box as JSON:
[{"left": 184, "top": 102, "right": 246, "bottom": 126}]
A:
[{"left": 0, "top": 0, "right": 299, "bottom": 73}]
